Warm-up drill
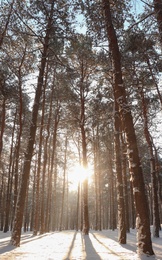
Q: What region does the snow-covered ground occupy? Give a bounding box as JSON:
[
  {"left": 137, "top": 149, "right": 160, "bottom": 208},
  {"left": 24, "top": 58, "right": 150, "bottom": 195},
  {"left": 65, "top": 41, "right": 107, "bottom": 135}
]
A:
[{"left": 0, "top": 228, "right": 162, "bottom": 260}]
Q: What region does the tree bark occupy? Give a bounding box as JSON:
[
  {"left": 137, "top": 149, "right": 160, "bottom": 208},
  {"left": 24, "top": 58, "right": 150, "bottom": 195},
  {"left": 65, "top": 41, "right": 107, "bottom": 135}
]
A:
[
  {"left": 121, "top": 134, "right": 130, "bottom": 233},
  {"left": 40, "top": 75, "right": 54, "bottom": 234},
  {"left": 33, "top": 80, "right": 46, "bottom": 236},
  {"left": 59, "top": 137, "right": 68, "bottom": 231},
  {"left": 80, "top": 94, "right": 89, "bottom": 235},
  {"left": 3, "top": 111, "right": 17, "bottom": 233},
  {"left": 93, "top": 131, "right": 99, "bottom": 230},
  {"left": 139, "top": 87, "right": 160, "bottom": 237},
  {"left": 45, "top": 106, "right": 60, "bottom": 232},
  {"left": 114, "top": 101, "right": 126, "bottom": 244},
  {"left": 102, "top": 0, "right": 154, "bottom": 255}
]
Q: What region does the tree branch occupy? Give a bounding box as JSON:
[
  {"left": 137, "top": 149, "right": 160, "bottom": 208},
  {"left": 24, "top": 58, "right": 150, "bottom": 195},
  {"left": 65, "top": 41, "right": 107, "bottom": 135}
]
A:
[{"left": 127, "top": 11, "right": 154, "bottom": 31}]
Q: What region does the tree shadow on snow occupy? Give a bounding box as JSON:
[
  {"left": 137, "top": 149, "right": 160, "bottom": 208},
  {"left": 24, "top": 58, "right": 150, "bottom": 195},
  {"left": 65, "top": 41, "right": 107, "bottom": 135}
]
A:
[
  {"left": 83, "top": 235, "right": 101, "bottom": 260},
  {"left": 0, "top": 231, "right": 56, "bottom": 255},
  {"left": 64, "top": 231, "right": 101, "bottom": 260},
  {"left": 0, "top": 240, "right": 16, "bottom": 255},
  {"left": 64, "top": 231, "right": 77, "bottom": 259}
]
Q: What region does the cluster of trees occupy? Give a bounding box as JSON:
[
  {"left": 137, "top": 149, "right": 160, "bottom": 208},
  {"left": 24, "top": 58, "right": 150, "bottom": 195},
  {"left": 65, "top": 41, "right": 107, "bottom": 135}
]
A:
[{"left": 0, "top": 0, "right": 162, "bottom": 256}]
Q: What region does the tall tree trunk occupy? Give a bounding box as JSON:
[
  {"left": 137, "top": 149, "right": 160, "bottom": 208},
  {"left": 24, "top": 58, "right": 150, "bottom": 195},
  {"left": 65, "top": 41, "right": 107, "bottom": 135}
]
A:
[
  {"left": 121, "top": 134, "right": 130, "bottom": 233},
  {"left": 59, "top": 137, "right": 68, "bottom": 231},
  {"left": 97, "top": 142, "right": 102, "bottom": 231},
  {"left": 102, "top": 0, "right": 154, "bottom": 255},
  {"left": 30, "top": 161, "right": 37, "bottom": 232},
  {"left": 11, "top": 2, "right": 55, "bottom": 246},
  {"left": 80, "top": 111, "right": 89, "bottom": 235},
  {"left": 23, "top": 184, "right": 29, "bottom": 232},
  {"left": 65, "top": 173, "right": 69, "bottom": 230},
  {"left": 0, "top": 95, "right": 6, "bottom": 159},
  {"left": 45, "top": 107, "right": 59, "bottom": 232},
  {"left": 139, "top": 87, "right": 160, "bottom": 237},
  {"left": 114, "top": 101, "right": 126, "bottom": 244},
  {"left": 80, "top": 63, "right": 89, "bottom": 235},
  {"left": 107, "top": 140, "right": 116, "bottom": 230},
  {"left": 76, "top": 182, "right": 81, "bottom": 231},
  {"left": 40, "top": 76, "right": 54, "bottom": 234},
  {"left": 130, "top": 181, "right": 136, "bottom": 229},
  {"left": 4, "top": 111, "right": 17, "bottom": 233},
  {"left": 13, "top": 45, "right": 26, "bottom": 214},
  {"left": 33, "top": 81, "right": 46, "bottom": 236},
  {"left": 0, "top": 173, "right": 5, "bottom": 230},
  {"left": 93, "top": 127, "right": 99, "bottom": 230}
]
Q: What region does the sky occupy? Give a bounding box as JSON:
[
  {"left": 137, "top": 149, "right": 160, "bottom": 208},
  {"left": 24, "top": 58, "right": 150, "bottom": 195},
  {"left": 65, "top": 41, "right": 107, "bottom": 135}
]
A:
[{"left": 0, "top": 227, "right": 162, "bottom": 259}]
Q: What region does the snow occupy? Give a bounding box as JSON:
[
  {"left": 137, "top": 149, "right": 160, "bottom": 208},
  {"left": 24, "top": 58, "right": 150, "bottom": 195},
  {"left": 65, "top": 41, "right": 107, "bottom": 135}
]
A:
[{"left": 0, "top": 228, "right": 162, "bottom": 260}]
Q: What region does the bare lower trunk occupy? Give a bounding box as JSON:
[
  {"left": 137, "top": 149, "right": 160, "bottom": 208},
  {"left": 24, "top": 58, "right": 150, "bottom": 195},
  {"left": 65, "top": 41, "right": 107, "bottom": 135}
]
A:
[
  {"left": 59, "top": 137, "right": 68, "bottom": 231},
  {"left": 81, "top": 124, "right": 89, "bottom": 235},
  {"left": 114, "top": 101, "right": 126, "bottom": 244}
]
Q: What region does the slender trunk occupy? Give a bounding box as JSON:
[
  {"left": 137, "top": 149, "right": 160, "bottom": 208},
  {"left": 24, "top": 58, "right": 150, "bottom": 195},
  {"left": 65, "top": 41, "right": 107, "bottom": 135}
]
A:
[
  {"left": 102, "top": 0, "right": 154, "bottom": 255},
  {"left": 45, "top": 108, "right": 59, "bottom": 231},
  {"left": 4, "top": 111, "right": 16, "bottom": 233},
  {"left": 0, "top": 96, "right": 6, "bottom": 158},
  {"left": 0, "top": 173, "right": 5, "bottom": 230},
  {"left": 98, "top": 141, "right": 102, "bottom": 231},
  {"left": 107, "top": 140, "right": 116, "bottom": 230},
  {"left": 11, "top": 2, "right": 54, "bottom": 246},
  {"left": 93, "top": 128, "right": 99, "bottom": 230},
  {"left": 49, "top": 112, "right": 59, "bottom": 231},
  {"left": 65, "top": 173, "right": 69, "bottom": 230},
  {"left": 40, "top": 77, "right": 54, "bottom": 234},
  {"left": 51, "top": 162, "right": 58, "bottom": 231},
  {"left": 13, "top": 46, "right": 26, "bottom": 213},
  {"left": 0, "top": 82, "right": 6, "bottom": 220},
  {"left": 140, "top": 87, "right": 160, "bottom": 237},
  {"left": 94, "top": 153, "right": 99, "bottom": 230},
  {"left": 23, "top": 185, "right": 29, "bottom": 232},
  {"left": 80, "top": 63, "right": 89, "bottom": 235},
  {"left": 59, "top": 137, "right": 68, "bottom": 231},
  {"left": 76, "top": 182, "right": 80, "bottom": 231},
  {"left": 154, "top": 147, "right": 162, "bottom": 205},
  {"left": 30, "top": 162, "right": 37, "bottom": 231},
  {"left": 114, "top": 101, "right": 126, "bottom": 244},
  {"left": 121, "top": 134, "right": 130, "bottom": 233},
  {"left": 80, "top": 122, "right": 89, "bottom": 235},
  {"left": 33, "top": 74, "right": 47, "bottom": 236}
]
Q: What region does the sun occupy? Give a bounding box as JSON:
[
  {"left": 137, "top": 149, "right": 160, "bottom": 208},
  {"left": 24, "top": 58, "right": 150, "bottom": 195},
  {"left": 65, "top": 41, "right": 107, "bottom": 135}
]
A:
[{"left": 68, "top": 164, "right": 93, "bottom": 191}]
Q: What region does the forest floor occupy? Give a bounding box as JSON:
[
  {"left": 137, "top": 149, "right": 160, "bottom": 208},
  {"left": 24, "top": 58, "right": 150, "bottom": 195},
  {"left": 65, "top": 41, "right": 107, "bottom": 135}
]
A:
[{"left": 0, "top": 228, "right": 162, "bottom": 259}]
